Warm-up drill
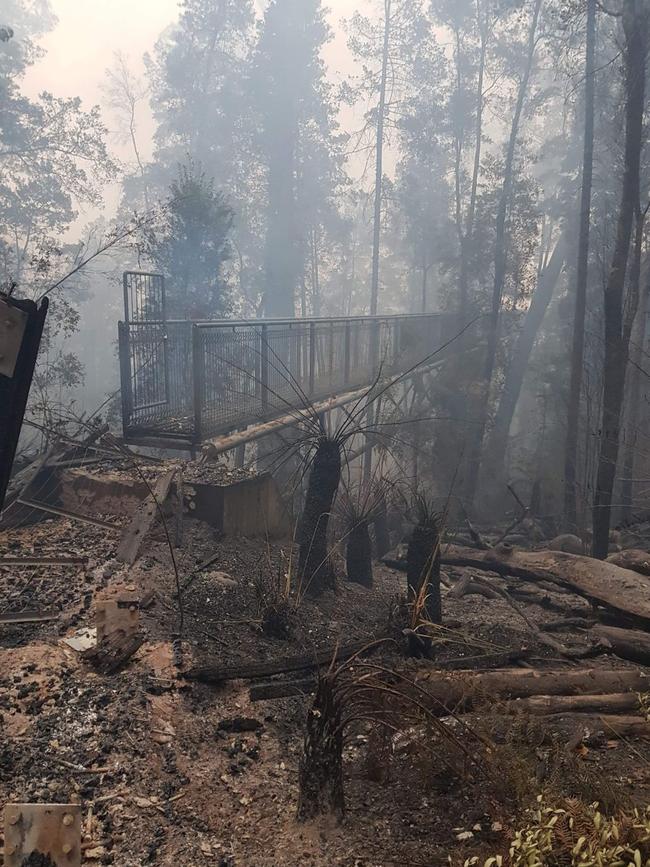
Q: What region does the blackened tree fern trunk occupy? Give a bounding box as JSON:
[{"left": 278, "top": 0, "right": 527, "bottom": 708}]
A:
[
  {"left": 407, "top": 523, "right": 442, "bottom": 625},
  {"left": 298, "top": 437, "right": 341, "bottom": 594},
  {"left": 346, "top": 520, "right": 373, "bottom": 587},
  {"left": 297, "top": 675, "right": 344, "bottom": 822},
  {"left": 373, "top": 492, "right": 391, "bottom": 559}
]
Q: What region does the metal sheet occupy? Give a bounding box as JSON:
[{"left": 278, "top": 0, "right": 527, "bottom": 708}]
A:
[
  {"left": 4, "top": 803, "right": 81, "bottom": 866},
  {"left": 0, "top": 298, "right": 28, "bottom": 378}
]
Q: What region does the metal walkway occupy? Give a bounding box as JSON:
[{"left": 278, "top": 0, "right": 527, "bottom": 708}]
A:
[{"left": 117, "top": 272, "right": 474, "bottom": 450}]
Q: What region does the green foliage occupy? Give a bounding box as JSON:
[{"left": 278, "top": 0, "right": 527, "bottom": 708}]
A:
[
  {"left": 468, "top": 798, "right": 650, "bottom": 867},
  {"left": 141, "top": 161, "right": 234, "bottom": 319}
]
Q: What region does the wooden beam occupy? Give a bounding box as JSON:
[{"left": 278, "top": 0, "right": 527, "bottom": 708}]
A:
[
  {"left": 16, "top": 498, "right": 121, "bottom": 531},
  {"left": 0, "top": 556, "right": 88, "bottom": 566},
  {"left": 200, "top": 358, "right": 448, "bottom": 456},
  {"left": 0, "top": 609, "right": 59, "bottom": 624},
  {"left": 116, "top": 468, "right": 177, "bottom": 565},
  {"left": 185, "top": 638, "right": 385, "bottom": 685}
]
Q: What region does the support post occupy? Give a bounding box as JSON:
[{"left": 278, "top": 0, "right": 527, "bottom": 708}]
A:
[
  {"left": 118, "top": 321, "right": 132, "bottom": 436},
  {"left": 261, "top": 324, "right": 270, "bottom": 412},
  {"left": 309, "top": 322, "right": 316, "bottom": 395},
  {"left": 192, "top": 325, "right": 205, "bottom": 444},
  {"left": 344, "top": 321, "right": 351, "bottom": 384},
  {"left": 393, "top": 318, "right": 401, "bottom": 369}
]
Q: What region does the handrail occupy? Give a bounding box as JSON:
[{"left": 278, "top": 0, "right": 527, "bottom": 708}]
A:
[
  {"left": 119, "top": 311, "right": 449, "bottom": 328},
  {"left": 118, "top": 310, "right": 474, "bottom": 448}
]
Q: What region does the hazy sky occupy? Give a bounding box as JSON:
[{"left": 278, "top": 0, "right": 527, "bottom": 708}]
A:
[{"left": 22, "top": 0, "right": 363, "bottom": 224}]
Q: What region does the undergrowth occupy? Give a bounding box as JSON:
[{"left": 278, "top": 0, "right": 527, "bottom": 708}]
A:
[{"left": 464, "top": 797, "right": 650, "bottom": 867}]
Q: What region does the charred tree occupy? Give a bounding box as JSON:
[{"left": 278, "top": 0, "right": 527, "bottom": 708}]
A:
[
  {"left": 455, "top": 0, "right": 488, "bottom": 322},
  {"left": 564, "top": 0, "right": 597, "bottom": 531},
  {"left": 373, "top": 492, "right": 392, "bottom": 559},
  {"left": 298, "top": 437, "right": 341, "bottom": 593},
  {"left": 593, "top": 0, "right": 648, "bottom": 559},
  {"left": 370, "top": 0, "right": 391, "bottom": 318},
  {"left": 407, "top": 510, "right": 442, "bottom": 625},
  {"left": 297, "top": 674, "right": 344, "bottom": 822},
  {"left": 463, "top": 0, "right": 543, "bottom": 510},
  {"left": 621, "top": 260, "right": 650, "bottom": 522},
  {"left": 482, "top": 236, "right": 566, "bottom": 490},
  {"left": 346, "top": 519, "right": 373, "bottom": 587}
]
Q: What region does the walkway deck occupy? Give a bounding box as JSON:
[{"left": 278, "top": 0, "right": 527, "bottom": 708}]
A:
[{"left": 117, "top": 274, "right": 476, "bottom": 450}]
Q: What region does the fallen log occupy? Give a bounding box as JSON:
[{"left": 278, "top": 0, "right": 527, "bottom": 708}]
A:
[
  {"left": 248, "top": 649, "right": 532, "bottom": 702},
  {"left": 592, "top": 624, "right": 650, "bottom": 666},
  {"left": 447, "top": 574, "right": 501, "bottom": 600},
  {"left": 540, "top": 617, "right": 596, "bottom": 632},
  {"left": 503, "top": 692, "right": 641, "bottom": 715},
  {"left": 561, "top": 714, "right": 650, "bottom": 741},
  {"left": 412, "top": 667, "right": 650, "bottom": 712},
  {"left": 439, "top": 544, "right": 650, "bottom": 628},
  {"left": 606, "top": 549, "right": 650, "bottom": 576},
  {"left": 186, "top": 638, "right": 387, "bottom": 685}
]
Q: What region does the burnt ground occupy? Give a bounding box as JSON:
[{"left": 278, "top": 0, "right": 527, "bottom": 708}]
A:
[{"left": 2, "top": 509, "right": 650, "bottom": 866}]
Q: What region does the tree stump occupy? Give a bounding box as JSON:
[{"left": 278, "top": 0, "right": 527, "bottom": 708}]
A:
[{"left": 297, "top": 675, "right": 344, "bottom": 822}]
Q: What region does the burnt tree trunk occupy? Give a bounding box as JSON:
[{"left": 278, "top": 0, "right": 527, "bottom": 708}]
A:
[
  {"left": 373, "top": 493, "right": 391, "bottom": 559},
  {"left": 564, "top": 0, "right": 597, "bottom": 532},
  {"left": 621, "top": 228, "right": 650, "bottom": 522},
  {"left": 463, "top": 0, "right": 542, "bottom": 510},
  {"left": 298, "top": 438, "right": 341, "bottom": 594},
  {"left": 593, "top": 0, "right": 648, "bottom": 559},
  {"left": 346, "top": 520, "right": 373, "bottom": 587},
  {"left": 407, "top": 524, "right": 442, "bottom": 624},
  {"left": 297, "top": 675, "right": 344, "bottom": 822},
  {"left": 482, "top": 237, "right": 566, "bottom": 491}
]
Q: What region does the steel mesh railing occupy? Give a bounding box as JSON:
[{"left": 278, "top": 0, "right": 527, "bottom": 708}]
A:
[{"left": 119, "top": 312, "right": 467, "bottom": 445}]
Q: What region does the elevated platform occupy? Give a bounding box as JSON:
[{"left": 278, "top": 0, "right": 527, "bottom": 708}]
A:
[{"left": 117, "top": 273, "right": 479, "bottom": 450}]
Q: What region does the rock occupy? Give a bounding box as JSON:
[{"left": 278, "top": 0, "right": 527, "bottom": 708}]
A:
[
  {"left": 542, "top": 534, "right": 584, "bottom": 554},
  {"left": 205, "top": 571, "right": 238, "bottom": 588}
]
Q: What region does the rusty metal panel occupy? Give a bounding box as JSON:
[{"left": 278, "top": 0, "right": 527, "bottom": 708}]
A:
[
  {"left": 4, "top": 803, "right": 81, "bottom": 866},
  {"left": 0, "top": 297, "right": 28, "bottom": 378}
]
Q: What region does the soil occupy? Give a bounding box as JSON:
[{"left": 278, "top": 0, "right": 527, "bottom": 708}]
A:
[{"left": 2, "top": 490, "right": 650, "bottom": 866}]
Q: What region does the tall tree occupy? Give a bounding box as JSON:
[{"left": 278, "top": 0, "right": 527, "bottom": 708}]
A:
[
  {"left": 0, "top": 1, "right": 117, "bottom": 421},
  {"left": 370, "top": 0, "right": 391, "bottom": 316},
  {"left": 592, "top": 0, "right": 649, "bottom": 558},
  {"left": 141, "top": 161, "right": 234, "bottom": 319},
  {"left": 620, "top": 219, "right": 650, "bottom": 522},
  {"left": 563, "top": 0, "right": 597, "bottom": 531},
  {"left": 481, "top": 234, "right": 567, "bottom": 486},
  {"left": 103, "top": 52, "right": 150, "bottom": 211},
  {"left": 144, "top": 0, "right": 260, "bottom": 310},
  {"left": 253, "top": 0, "right": 344, "bottom": 317},
  {"left": 463, "top": 0, "right": 543, "bottom": 509},
  {"left": 347, "top": 0, "right": 431, "bottom": 315}
]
